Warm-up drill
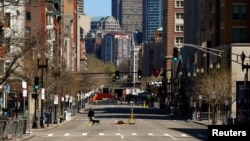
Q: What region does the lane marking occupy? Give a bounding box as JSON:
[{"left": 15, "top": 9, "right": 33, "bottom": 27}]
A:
[
  {"left": 181, "top": 134, "right": 187, "bottom": 137},
  {"left": 132, "top": 133, "right": 137, "bottom": 136},
  {"left": 99, "top": 133, "right": 104, "bottom": 136},
  {"left": 148, "top": 133, "right": 153, "bottom": 136},
  {"left": 48, "top": 134, "right": 53, "bottom": 137},
  {"left": 164, "top": 134, "right": 177, "bottom": 140},
  {"left": 82, "top": 133, "right": 88, "bottom": 136},
  {"left": 64, "top": 133, "right": 70, "bottom": 136},
  {"left": 116, "top": 133, "right": 121, "bottom": 135}
]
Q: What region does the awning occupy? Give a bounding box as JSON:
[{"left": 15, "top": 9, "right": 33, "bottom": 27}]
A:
[{"left": 92, "top": 93, "right": 115, "bottom": 101}]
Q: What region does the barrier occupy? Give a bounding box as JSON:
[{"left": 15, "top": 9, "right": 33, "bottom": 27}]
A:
[
  {"left": 5, "top": 121, "right": 18, "bottom": 139},
  {"left": 15, "top": 120, "right": 25, "bottom": 138},
  {"left": 0, "top": 119, "right": 26, "bottom": 140},
  {"left": 0, "top": 120, "right": 7, "bottom": 140}
]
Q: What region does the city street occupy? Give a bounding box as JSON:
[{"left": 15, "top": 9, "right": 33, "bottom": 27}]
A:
[{"left": 27, "top": 104, "right": 208, "bottom": 141}]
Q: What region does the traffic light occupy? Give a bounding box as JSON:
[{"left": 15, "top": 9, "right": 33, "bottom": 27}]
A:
[
  {"left": 173, "top": 47, "right": 179, "bottom": 62},
  {"left": 34, "top": 77, "right": 39, "bottom": 91},
  {"left": 115, "top": 70, "right": 120, "bottom": 79},
  {"left": 138, "top": 70, "right": 142, "bottom": 79}
]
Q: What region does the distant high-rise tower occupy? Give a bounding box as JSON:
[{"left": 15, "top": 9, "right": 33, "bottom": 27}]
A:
[
  {"left": 142, "top": 0, "right": 163, "bottom": 42},
  {"left": 112, "top": 0, "right": 142, "bottom": 36}
]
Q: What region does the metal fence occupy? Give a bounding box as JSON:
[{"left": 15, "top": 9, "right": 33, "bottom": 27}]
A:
[{"left": 0, "top": 118, "right": 27, "bottom": 140}]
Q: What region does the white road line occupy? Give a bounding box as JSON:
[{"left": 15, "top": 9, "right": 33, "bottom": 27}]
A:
[
  {"left": 164, "top": 134, "right": 177, "bottom": 140},
  {"left": 47, "top": 134, "right": 53, "bottom": 137},
  {"left": 148, "top": 133, "right": 153, "bottom": 136},
  {"left": 82, "top": 133, "right": 88, "bottom": 136},
  {"left": 64, "top": 133, "right": 70, "bottom": 136},
  {"left": 132, "top": 133, "right": 137, "bottom": 136},
  {"left": 116, "top": 133, "right": 121, "bottom": 136},
  {"left": 99, "top": 133, "right": 104, "bottom": 136},
  {"left": 121, "top": 135, "right": 124, "bottom": 139},
  {"left": 181, "top": 134, "right": 188, "bottom": 137}
]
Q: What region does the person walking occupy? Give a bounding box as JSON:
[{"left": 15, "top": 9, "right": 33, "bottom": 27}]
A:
[{"left": 88, "top": 107, "right": 94, "bottom": 122}]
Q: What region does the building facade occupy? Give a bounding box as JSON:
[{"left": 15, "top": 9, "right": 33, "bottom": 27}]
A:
[
  {"left": 101, "top": 32, "right": 129, "bottom": 70},
  {"left": 162, "top": 0, "right": 184, "bottom": 95},
  {"left": 141, "top": 27, "right": 163, "bottom": 76},
  {"left": 142, "top": 0, "right": 163, "bottom": 42},
  {"left": 112, "top": 0, "right": 142, "bottom": 36},
  {"left": 183, "top": 0, "right": 250, "bottom": 124}
]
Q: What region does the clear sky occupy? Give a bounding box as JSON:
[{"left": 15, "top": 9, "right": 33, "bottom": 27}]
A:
[{"left": 85, "top": 0, "right": 111, "bottom": 17}]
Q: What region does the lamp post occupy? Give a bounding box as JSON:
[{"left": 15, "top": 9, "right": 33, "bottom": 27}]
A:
[
  {"left": 187, "top": 68, "right": 196, "bottom": 121},
  {"left": 224, "top": 99, "right": 229, "bottom": 125},
  {"left": 77, "top": 93, "right": 80, "bottom": 113},
  {"left": 37, "top": 54, "right": 48, "bottom": 128},
  {"left": 32, "top": 93, "right": 38, "bottom": 128},
  {"left": 209, "top": 62, "right": 220, "bottom": 125},
  {"left": 61, "top": 96, "right": 64, "bottom": 121},
  {"left": 196, "top": 67, "right": 204, "bottom": 121},
  {"left": 240, "top": 51, "right": 250, "bottom": 125},
  {"left": 54, "top": 95, "right": 58, "bottom": 124},
  {"left": 53, "top": 66, "right": 60, "bottom": 124}
]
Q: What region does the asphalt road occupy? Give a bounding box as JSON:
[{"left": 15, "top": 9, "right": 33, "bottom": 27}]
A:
[{"left": 27, "top": 104, "right": 208, "bottom": 141}]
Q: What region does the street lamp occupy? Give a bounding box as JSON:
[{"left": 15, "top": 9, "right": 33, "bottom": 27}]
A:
[
  {"left": 61, "top": 96, "right": 64, "bottom": 121},
  {"left": 240, "top": 51, "right": 250, "bottom": 124},
  {"left": 188, "top": 70, "right": 196, "bottom": 121},
  {"left": 37, "top": 53, "right": 48, "bottom": 128},
  {"left": 209, "top": 62, "right": 220, "bottom": 125},
  {"left": 53, "top": 66, "right": 60, "bottom": 124},
  {"left": 77, "top": 93, "right": 80, "bottom": 113},
  {"left": 196, "top": 67, "right": 204, "bottom": 121},
  {"left": 224, "top": 99, "right": 229, "bottom": 125}
]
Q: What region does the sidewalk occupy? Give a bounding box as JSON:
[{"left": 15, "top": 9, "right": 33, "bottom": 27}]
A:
[
  {"left": 190, "top": 119, "right": 223, "bottom": 126},
  {"left": 11, "top": 114, "right": 76, "bottom": 141}
]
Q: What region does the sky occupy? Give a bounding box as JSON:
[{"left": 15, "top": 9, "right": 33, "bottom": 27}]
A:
[{"left": 85, "top": 0, "right": 111, "bottom": 17}]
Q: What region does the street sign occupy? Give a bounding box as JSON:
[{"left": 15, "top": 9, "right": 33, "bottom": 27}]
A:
[
  {"left": 23, "top": 89, "right": 27, "bottom": 97},
  {"left": 41, "top": 88, "right": 45, "bottom": 100}
]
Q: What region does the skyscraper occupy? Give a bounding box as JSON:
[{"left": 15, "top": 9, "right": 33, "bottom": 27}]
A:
[
  {"left": 142, "top": 0, "right": 163, "bottom": 42},
  {"left": 112, "top": 0, "right": 142, "bottom": 36}
]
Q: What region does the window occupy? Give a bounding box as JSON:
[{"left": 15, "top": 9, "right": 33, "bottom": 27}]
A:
[
  {"left": 175, "top": 37, "right": 184, "bottom": 44},
  {"left": 176, "top": 25, "right": 184, "bottom": 32},
  {"left": 5, "top": 13, "right": 10, "bottom": 27},
  {"left": 26, "top": 12, "right": 31, "bottom": 21},
  {"left": 176, "top": 13, "right": 184, "bottom": 19},
  {"left": 26, "top": 27, "right": 31, "bottom": 34},
  {"left": 80, "top": 27, "right": 84, "bottom": 39},
  {"left": 176, "top": 0, "right": 184, "bottom": 8},
  {"left": 232, "top": 28, "right": 247, "bottom": 43},
  {"left": 65, "top": 26, "right": 69, "bottom": 32},
  {"left": 233, "top": 5, "right": 247, "bottom": 20}
]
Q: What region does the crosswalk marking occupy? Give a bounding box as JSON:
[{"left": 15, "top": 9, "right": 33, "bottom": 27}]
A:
[
  {"left": 82, "top": 133, "right": 88, "bottom": 136},
  {"left": 39, "top": 132, "right": 205, "bottom": 139},
  {"left": 164, "top": 134, "right": 177, "bottom": 140},
  {"left": 181, "top": 134, "right": 187, "bottom": 137},
  {"left": 48, "top": 134, "right": 53, "bottom": 137}
]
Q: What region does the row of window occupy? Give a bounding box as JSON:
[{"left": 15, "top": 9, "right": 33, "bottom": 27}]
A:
[{"left": 175, "top": 0, "right": 184, "bottom": 8}]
